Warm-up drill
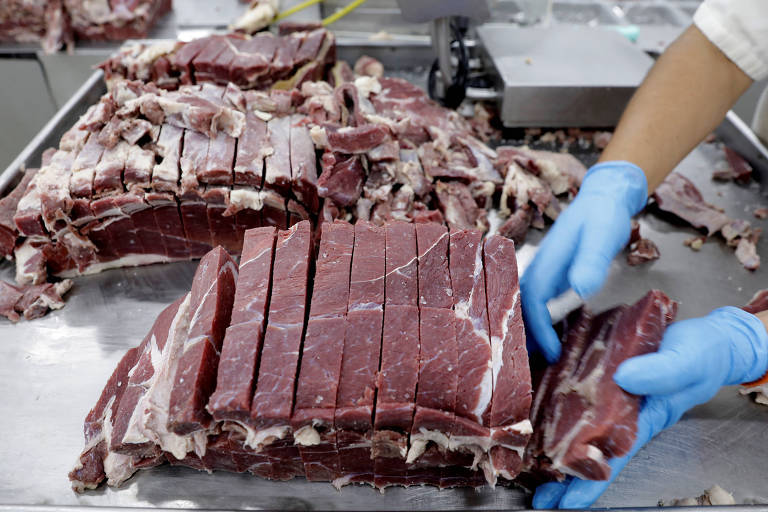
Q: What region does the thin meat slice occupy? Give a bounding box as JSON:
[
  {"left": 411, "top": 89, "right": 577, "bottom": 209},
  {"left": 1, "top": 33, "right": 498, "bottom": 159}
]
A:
[
  {"left": 234, "top": 112, "right": 269, "bottom": 187},
  {"left": 530, "top": 290, "right": 677, "bottom": 482},
  {"left": 482, "top": 234, "right": 532, "bottom": 482},
  {"left": 384, "top": 221, "right": 418, "bottom": 307},
  {"left": 230, "top": 33, "right": 278, "bottom": 86},
  {"left": 123, "top": 144, "right": 155, "bottom": 190},
  {"left": 290, "top": 114, "right": 319, "bottom": 213},
  {"left": 152, "top": 124, "right": 183, "bottom": 192},
  {"left": 70, "top": 134, "right": 105, "bottom": 198},
  {"left": 168, "top": 247, "right": 238, "bottom": 436},
  {"left": 416, "top": 223, "right": 452, "bottom": 308},
  {"left": 146, "top": 191, "right": 190, "bottom": 259},
  {"left": 293, "top": 221, "right": 354, "bottom": 481},
  {"left": 248, "top": 221, "right": 312, "bottom": 478},
  {"left": 264, "top": 116, "right": 292, "bottom": 192},
  {"left": 209, "top": 227, "right": 277, "bottom": 423},
  {"left": 200, "top": 131, "right": 236, "bottom": 185},
  {"left": 334, "top": 221, "right": 385, "bottom": 486},
  {"left": 653, "top": 172, "right": 731, "bottom": 236}
]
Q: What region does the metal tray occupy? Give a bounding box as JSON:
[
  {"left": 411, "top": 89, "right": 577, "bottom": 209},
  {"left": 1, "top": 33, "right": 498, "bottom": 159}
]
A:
[{"left": 1, "top": 42, "right": 768, "bottom": 511}]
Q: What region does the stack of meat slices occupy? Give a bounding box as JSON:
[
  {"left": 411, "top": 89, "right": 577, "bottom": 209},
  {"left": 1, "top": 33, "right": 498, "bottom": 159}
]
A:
[{"left": 69, "top": 219, "right": 533, "bottom": 491}]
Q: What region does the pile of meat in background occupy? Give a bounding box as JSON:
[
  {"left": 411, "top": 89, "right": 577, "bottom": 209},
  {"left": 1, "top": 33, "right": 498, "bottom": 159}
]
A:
[
  {"left": 0, "top": 28, "right": 589, "bottom": 298},
  {"left": 0, "top": 0, "right": 171, "bottom": 52}
]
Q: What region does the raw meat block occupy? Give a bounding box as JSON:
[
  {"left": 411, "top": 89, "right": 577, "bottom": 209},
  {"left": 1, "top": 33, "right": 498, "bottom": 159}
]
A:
[
  {"left": 449, "top": 229, "right": 493, "bottom": 426},
  {"left": 416, "top": 222, "right": 452, "bottom": 308},
  {"left": 316, "top": 152, "right": 364, "bottom": 207},
  {"left": 13, "top": 173, "right": 46, "bottom": 238},
  {"left": 234, "top": 113, "right": 268, "bottom": 187},
  {"left": 249, "top": 221, "right": 312, "bottom": 446},
  {"left": 326, "top": 124, "right": 389, "bottom": 154},
  {"left": 527, "top": 290, "right": 677, "bottom": 483},
  {"left": 171, "top": 37, "right": 209, "bottom": 84},
  {"left": 200, "top": 131, "right": 236, "bottom": 185},
  {"left": 89, "top": 197, "right": 144, "bottom": 258},
  {"left": 38, "top": 150, "right": 75, "bottom": 230},
  {"left": 653, "top": 172, "right": 731, "bottom": 236},
  {"left": 211, "top": 37, "right": 247, "bottom": 84},
  {"left": 307, "top": 221, "right": 355, "bottom": 319},
  {"left": 168, "top": 247, "right": 238, "bottom": 435},
  {"left": 70, "top": 134, "right": 105, "bottom": 198},
  {"left": 272, "top": 33, "right": 303, "bottom": 78},
  {"left": 203, "top": 186, "right": 241, "bottom": 254},
  {"left": 0, "top": 168, "right": 38, "bottom": 258},
  {"left": 294, "top": 28, "right": 326, "bottom": 66},
  {"left": 384, "top": 221, "right": 418, "bottom": 307},
  {"left": 191, "top": 36, "right": 229, "bottom": 79},
  {"left": 373, "top": 305, "right": 419, "bottom": 487},
  {"left": 264, "top": 116, "right": 292, "bottom": 192},
  {"left": 209, "top": 227, "right": 277, "bottom": 423},
  {"left": 130, "top": 191, "right": 168, "bottom": 258},
  {"left": 483, "top": 234, "right": 532, "bottom": 481},
  {"left": 290, "top": 114, "right": 319, "bottom": 213}
]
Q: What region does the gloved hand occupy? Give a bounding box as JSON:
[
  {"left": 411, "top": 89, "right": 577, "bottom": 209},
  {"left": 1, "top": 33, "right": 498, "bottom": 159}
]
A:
[
  {"left": 520, "top": 161, "right": 648, "bottom": 363},
  {"left": 533, "top": 307, "right": 768, "bottom": 509}
]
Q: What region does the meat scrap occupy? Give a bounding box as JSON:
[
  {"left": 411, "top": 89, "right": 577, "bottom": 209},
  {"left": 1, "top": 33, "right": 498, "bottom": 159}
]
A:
[
  {"left": 663, "top": 485, "right": 736, "bottom": 506},
  {"left": 0, "top": 279, "right": 72, "bottom": 322},
  {"left": 712, "top": 147, "right": 752, "bottom": 184},
  {"left": 71, "top": 222, "right": 534, "bottom": 491},
  {"left": 523, "top": 290, "right": 677, "bottom": 484},
  {"left": 626, "top": 221, "right": 660, "bottom": 266}
]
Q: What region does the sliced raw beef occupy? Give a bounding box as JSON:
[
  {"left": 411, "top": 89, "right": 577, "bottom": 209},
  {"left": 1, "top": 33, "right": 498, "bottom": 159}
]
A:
[{"left": 524, "top": 290, "right": 677, "bottom": 483}]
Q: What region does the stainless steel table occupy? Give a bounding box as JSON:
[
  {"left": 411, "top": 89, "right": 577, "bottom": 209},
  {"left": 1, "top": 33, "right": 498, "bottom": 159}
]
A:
[{"left": 0, "top": 45, "right": 767, "bottom": 512}]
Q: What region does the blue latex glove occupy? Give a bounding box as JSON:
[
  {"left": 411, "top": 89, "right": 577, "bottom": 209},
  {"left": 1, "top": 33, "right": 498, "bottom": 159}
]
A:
[
  {"left": 520, "top": 161, "right": 648, "bottom": 363},
  {"left": 533, "top": 307, "right": 768, "bottom": 509}
]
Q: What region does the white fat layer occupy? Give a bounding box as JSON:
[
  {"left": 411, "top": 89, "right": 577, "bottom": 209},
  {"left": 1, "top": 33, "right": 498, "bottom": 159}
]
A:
[
  {"left": 406, "top": 428, "right": 450, "bottom": 463},
  {"left": 309, "top": 125, "right": 328, "bottom": 148},
  {"left": 14, "top": 241, "right": 43, "bottom": 285},
  {"left": 230, "top": 1, "right": 278, "bottom": 33},
  {"left": 244, "top": 425, "right": 290, "bottom": 451},
  {"left": 354, "top": 76, "right": 382, "bottom": 98},
  {"left": 100, "top": 397, "right": 139, "bottom": 487},
  {"left": 466, "top": 242, "right": 494, "bottom": 423},
  {"left": 294, "top": 425, "right": 321, "bottom": 446},
  {"left": 253, "top": 110, "right": 273, "bottom": 122},
  {"left": 135, "top": 294, "right": 208, "bottom": 460},
  {"left": 56, "top": 253, "right": 178, "bottom": 278},
  {"left": 490, "top": 289, "right": 520, "bottom": 388},
  {"left": 230, "top": 189, "right": 263, "bottom": 211}
]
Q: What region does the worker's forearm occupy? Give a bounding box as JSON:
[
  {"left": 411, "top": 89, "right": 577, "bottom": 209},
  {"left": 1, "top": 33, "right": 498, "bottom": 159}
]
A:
[{"left": 600, "top": 25, "right": 753, "bottom": 192}]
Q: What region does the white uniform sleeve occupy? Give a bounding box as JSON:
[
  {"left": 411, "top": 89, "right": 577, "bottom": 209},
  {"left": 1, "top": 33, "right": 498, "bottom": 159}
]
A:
[{"left": 694, "top": 0, "right": 768, "bottom": 81}]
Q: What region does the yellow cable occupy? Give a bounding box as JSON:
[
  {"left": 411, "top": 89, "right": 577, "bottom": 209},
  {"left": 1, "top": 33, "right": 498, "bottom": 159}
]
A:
[
  {"left": 321, "top": 0, "right": 369, "bottom": 26},
  {"left": 274, "top": 0, "right": 323, "bottom": 22}
]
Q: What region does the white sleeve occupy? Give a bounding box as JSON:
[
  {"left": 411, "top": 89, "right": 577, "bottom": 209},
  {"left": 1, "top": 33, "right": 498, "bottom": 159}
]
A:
[{"left": 694, "top": 0, "right": 768, "bottom": 81}]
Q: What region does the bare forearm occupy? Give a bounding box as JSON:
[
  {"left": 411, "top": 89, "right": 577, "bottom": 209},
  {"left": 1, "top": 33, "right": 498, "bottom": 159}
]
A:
[{"left": 600, "top": 25, "right": 753, "bottom": 192}]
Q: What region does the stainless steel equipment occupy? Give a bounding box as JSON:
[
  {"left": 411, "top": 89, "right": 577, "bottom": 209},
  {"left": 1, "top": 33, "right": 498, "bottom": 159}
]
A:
[{"left": 477, "top": 23, "right": 654, "bottom": 127}]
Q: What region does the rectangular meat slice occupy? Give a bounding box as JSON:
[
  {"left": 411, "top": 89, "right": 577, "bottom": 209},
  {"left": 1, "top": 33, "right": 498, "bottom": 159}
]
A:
[
  {"left": 200, "top": 131, "right": 236, "bottom": 185},
  {"left": 263, "top": 116, "right": 292, "bottom": 192},
  {"left": 292, "top": 221, "right": 354, "bottom": 481},
  {"left": 384, "top": 221, "right": 418, "bottom": 307},
  {"left": 526, "top": 290, "right": 677, "bottom": 483},
  {"left": 123, "top": 144, "right": 154, "bottom": 190},
  {"left": 260, "top": 188, "right": 288, "bottom": 229},
  {"left": 248, "top": 221, "right": 312, "bottom": 459},
  {"left": 482, "top": 234, "right": 532, "bottom": 482},
  {"left": 180, "top": 129, "right": 207, "bottom": 192},
  {"left": 145, "top": 191, "right": 190, "bottom": 259},
  {"left": 289, "top": 114, "right": 318, "bottom": 213},
  {"left": 168, "top": 247, "right": 238, "bottom": 436},
  {"left": 230, "top": 33, "right": 279, "bottom": 85},
  {"left": 171, "top": 37, "right": 210, "bottom": 84},
  {"left": 416, "top": 223, "right": 452, "bottom": 308},
  {"left": 334, "top": 221, "right": 385, "bottom": 486},
  {"left": 234, "top": 112, "right": 269, "bottom": 187},
  {"left": 372, "top": 304, "right": 419, "bottom": 487},
  {"left": 208, "top": 227, "right": 277, "bottom": 423},
  {"left": 70, "top": 134, "right": 105, "bottom": 198},
  {"left": 449, "top": 229, "right": 493, "bottom": 426},
  {"left": 94, "top": 142, "right": 129, "bottom": 196},
  {"left": 191, "top": 35, "right": 229, "bottom": 84},
  {"left": 406, "top": 307, "right": 459, "bottom": 484},
  {"left": 151, "top": 124, "right": 183, "bottom": 192}
]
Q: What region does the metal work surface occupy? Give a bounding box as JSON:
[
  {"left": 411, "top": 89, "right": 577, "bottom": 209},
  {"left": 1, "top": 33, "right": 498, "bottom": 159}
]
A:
[
  {"left": 477, "top": 24, "right": 654, "bottom": 127},
  {"left": 1, "top": 52, "right": 768, "bottom": 512}
]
